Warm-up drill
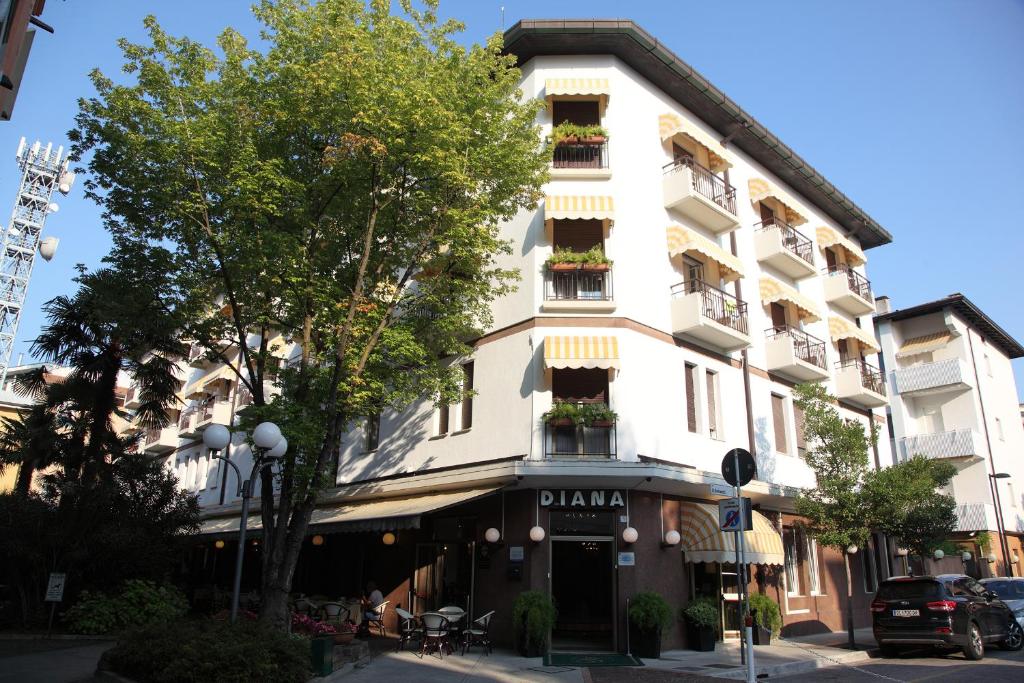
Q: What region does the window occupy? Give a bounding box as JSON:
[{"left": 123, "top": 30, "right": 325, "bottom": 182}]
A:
[
  {"left": 984, "top": 353, "right": 992, "bottom": 377},
  {"left": 783, "top": 527, "right": 802, "bottom": 595},
  {"left": 805, "top": 536, "right": 822, "bottom": 594},
  {"left": 208, "top": 452, "right": 219, "bottom": 490},
  {"left": 995, "top": 417, "right": 1004, "bottom": 441},
  {"left": 685, "top": 363, "right": 698, "bottom": 433},
  {"left": 365, "top": 413, "right": 380, "bottom": 452},
  {"left": 706, "top": 370, "right": 720, "bottom": 439},
  {"left": 794, "top": 405, "right": 807, "bottom": 458},
  {"left": 862, "top": 538, "right": 878, "bottom": 593},
  {"left": 460, "top": 362, "right": 474, "bottom": 430},
  {"left": 437, "top": 402, "right": 449, "bottom": 436},
  {"left": 1009, "top": 483, "right": 1018, "bottom": 509},
  {"left": 771, "top": 393, "right": 788, "bottom": 453},
  {"left": 198, "top": 453, "right": 209, "bottom": 490},
  {"left": 552, "top": 100, "right": 600, "bottom": 126}
]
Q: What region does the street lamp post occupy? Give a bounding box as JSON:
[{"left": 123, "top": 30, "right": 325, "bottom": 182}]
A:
[
  {"left": 988, "top": 472, "right": 1013, "bottom": 577},
  {"left": 203, "top": 421, "right": 288, "bottom": 623}
]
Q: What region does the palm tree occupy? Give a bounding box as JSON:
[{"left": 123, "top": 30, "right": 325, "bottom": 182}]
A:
[{"left": 0, "top": 403, "right": 61, "bottom": 495}]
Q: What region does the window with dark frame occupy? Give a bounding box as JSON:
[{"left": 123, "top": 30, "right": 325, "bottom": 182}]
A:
[
  {"left": 437, "top": 402, "right": 449, "bottom": 436},
  {"left": 461, "top": 362, "right": 474, "bottom": 430},
  {"left": 365, "top": 412, "right": 380, "bottom": 452},
  {"left": 685, "top": 363, "right": 698, "bottom": 433},
  {"left": 794, "top": 405, "right": 807, "bottom": 458},
  {"left": 771, "top": 393, "right": 788, "bottom": 453},
  {"left": 705, "top": 370, "right": 719, "bottom": 439},
  {"left": 552, "top": 100, "right": 600, "bottom": 127}
]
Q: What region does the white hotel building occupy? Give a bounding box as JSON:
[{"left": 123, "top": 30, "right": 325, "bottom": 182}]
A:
[{"left": 154, "top": 20, "right": 906, "bottom": 651}]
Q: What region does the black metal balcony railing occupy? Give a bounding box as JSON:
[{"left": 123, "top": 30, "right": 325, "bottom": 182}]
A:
[
  {"left": 544, "top": 400, "right": 617, "bottom": 460},
  {"left": 144, "top": 427, "right": 162, "bottom": 446},
  {"left": 544, "top": 267, "right": 613, "bottom": 301},
  {"left": 837, "top": 358, "right": 886, "bottom": 396},
  {"left": 755, "top": 218, "right": 814, "bottom": 265},
  {"left": 765, "top": 325, "right": 827, "bottom": 369},
  {"left": 825, "top": 263, "right": 872, "bottom": 302},
  {"left": 188, "top": 344, "right": 205, "bottom": 363},
  {"left": 670, "top": 279, "right": 749, "bottom": 335},
  {"left": 178, "top": 408, "right": 195, "bottom": 431},
  {"left": 662, "top": 156, "right": 737, "bottom": 215},
  {"left": 552, "top": 141, "right": 609, "bottom": 169}
]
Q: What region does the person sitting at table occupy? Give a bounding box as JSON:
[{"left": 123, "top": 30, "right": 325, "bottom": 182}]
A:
[{"left": 358, "top": 581, "right": 385, "bottom": 632}]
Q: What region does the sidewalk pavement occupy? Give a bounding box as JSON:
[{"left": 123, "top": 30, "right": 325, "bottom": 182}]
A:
[
  {"left": 0, "top": 638, "right": 113, "bottom": 683},
  {"left": 322, "top": 628, "right": 879, "bottom": 682}
]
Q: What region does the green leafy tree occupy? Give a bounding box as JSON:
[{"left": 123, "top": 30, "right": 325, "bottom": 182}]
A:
[
  {"left": 793, "top": 382, "right": 876, "bottom": 649},
  {"left": 0, "top": 403, "right": 61, "bottom": 495},
  {"left": 70, "top": 0, "right": 549, "bottom": 628}
]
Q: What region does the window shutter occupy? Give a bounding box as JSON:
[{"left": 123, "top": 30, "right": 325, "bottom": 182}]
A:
[
  {"left": 794, "top": 405, "right": 807, "bottom": 457},
  {"left": 461, "top": 362, "right": 474, "bottom": 430},
  {"left": 771, "top": 394, "right": 787, "bottom": 453},
  {"left": 685, "top": 363, "right": 697, "bottom": 433},
  {"left": 438, "top": 403, "right": 449, "bottom": 436},
  {"left": 705, "top": 371, "right": 717, "bottom": 437}
]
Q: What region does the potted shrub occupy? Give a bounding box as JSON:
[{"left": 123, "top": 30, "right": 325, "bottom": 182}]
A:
[
  {"left": 551, "top": 121, "right": 609, "bottom": 145},
  {"left": 579, "top": 403, "right": 617, "bottom": 428},
  {"left": 578, "top": 245, "right": 612, "bottom": 272},
  {"left": 546, "top": 247, "right": 580, "bottom": 271},
  {"left": 681, "top": 597, "right": 718, "bottom": 652},
  {"left": 512, "top": 591, "right": 557, "bottom": 657},
  {"left": 749, "top": 593, "right": 781, "bottom": 645},
  {"left": 542, "top": 401, "right": 580, "bottom": 427},
  {"left": 628, "top": 591, "right": 672, "bottom": 659}
]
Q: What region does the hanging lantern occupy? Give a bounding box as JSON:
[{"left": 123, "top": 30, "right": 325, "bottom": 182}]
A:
[
  {"left": 311, "top": 535, "right": 325, "bottom": 547},
  {"left": 529, "top": 526, "right": 545, "bottom": 543},
  {"left": 382, "top": 532, "right": 396, "bottom": 546}
]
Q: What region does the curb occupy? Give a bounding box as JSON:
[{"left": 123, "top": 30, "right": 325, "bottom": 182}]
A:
[
  {"left": 0, "top": 633, "right": 112, "bottom": 641},
  {"left": 708, "top": 649, "right": 874, "bottom": 679}
]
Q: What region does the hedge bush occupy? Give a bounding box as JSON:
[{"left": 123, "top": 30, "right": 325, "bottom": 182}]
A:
[
  {"left": 100, "top": 618, "right": 311, "bottom": 683},
  {"left": 64, "top": 580, "right": 188, "bottom": 635}
]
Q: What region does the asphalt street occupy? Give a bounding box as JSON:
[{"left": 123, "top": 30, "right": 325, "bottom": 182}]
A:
[{"left": 776, "top": 646, "right": 1024, "bottom": 682}]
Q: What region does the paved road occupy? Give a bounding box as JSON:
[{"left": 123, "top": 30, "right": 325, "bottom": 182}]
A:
[
  {"left": 776, "top": 646, "right": 1024, "bottom": 682},
  {"left": 0, "top": 640, "right": 112, "bottom": 683}
]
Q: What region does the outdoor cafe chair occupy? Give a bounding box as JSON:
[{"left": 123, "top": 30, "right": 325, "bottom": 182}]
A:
[
  {"left": 365, "top": 600, "right": 389, "bottom": 636},
  {"left": 437, "top": 605, "right": 465, "bottom": 644},
  {"left": 320, "top": 602, "right": 350, "bottom": 624},
  {"left": 293, "top": 597, "right": 317, "bottom": 617},
  {"left": 461, "top": 610, "right": 494, "bottom": 655},
  {"left": 417, "top": 612, "right": 451, "bottom": 658},
  {"left": 394, "top": 607, "right": 422, "bottom": 652}
]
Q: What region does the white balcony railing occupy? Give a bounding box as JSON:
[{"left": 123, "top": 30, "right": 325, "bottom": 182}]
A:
[
  {"left": 899, "top": 428, "right": 984, "bottom": 462},
  {"left": 892, "top": 358, "right": 971, "bottom": 395}
]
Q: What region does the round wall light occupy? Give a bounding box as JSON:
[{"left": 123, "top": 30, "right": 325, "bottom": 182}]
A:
[
  {"left": 933, "top": 549, "right": 944, "bottom": 560},
  {"left": 847, "top": 544, "right": 858, "bottom": 555},
  {"left": 529, "top": 526, "right": 546, "bottom": 543},
  {"left": 987, "top": 553, "right": 997, "bottom": 564},
  {"left": 214, "top": 539, "right": 225, "bottom": 549},
  {"left": 622, "top": 527, "right": 639, "bottom": 544},
  {"left": 484, "top": 527, "right": 501, "bottom": 544},
  {"left": 664, "top": 530, "right": 681, "bottom": 546},
  {"left": 382, "top": 532, "right": 396, "bottom": 546},
  {"left": 312, "top": 535, "right": 324, "bottom": 546},
  {"left": 961, "top": 551, "right": 972, "bottom": 562}
]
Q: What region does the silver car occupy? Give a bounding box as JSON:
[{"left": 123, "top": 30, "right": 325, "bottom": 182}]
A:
[{"left": 980, "top": 577, "right": 1024, "bottom": 628}]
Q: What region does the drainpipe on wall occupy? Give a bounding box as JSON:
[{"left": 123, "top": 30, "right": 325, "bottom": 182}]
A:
[{"left": 965, "top": 328, "right": 1013, "bottom": 577}]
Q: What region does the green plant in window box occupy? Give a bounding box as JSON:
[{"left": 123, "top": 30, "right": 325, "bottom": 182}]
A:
[
  {"left": 546, "top": 247, "right": 582, "bottom": 271},
  {"left": 541, "top": 401, "right": 580, "bottom": 427},
  {"left": 551, "top": 121, "right": 609, "bottom": 145},
  {"left": 579, "top": 403, "right": 617, "bottom": 428},
  {"left": 578, "top": 245, "right": 612, "bottom": 272},
  {"left": 749, "top": 592, "right": 782, "bottom": 645}
]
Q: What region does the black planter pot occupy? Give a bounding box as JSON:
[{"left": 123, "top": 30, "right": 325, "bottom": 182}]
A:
[
  {"left": 695, "top": 626, "right": 716, "bottom": 651},
  {"left": 517, "top": 639, "right": 544, "bottom": 658},
  {"left": 752, "top": 625, "right": 773, "bottom": 646},
  {"left": 630, "top": 626, "right": 662, "bottom": 659}
]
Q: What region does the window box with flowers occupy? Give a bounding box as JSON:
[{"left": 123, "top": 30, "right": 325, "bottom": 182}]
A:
[
  {"left": 551, "top": 121, "right": 609, "bottom": 146},
  {"left": 545, "top": 246, "right": 612, "bottom": 272}
]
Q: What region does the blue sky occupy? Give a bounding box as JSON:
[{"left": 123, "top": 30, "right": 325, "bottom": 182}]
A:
[{"left": 4, "top": 0, "right": 1024, "bottom": 397}]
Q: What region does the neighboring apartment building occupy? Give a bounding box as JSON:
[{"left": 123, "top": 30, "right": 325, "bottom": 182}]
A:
[
  {"left": 170, "top": 19, "right": 900, "bottom": 650},
  {"left": 0, "top": 0, "right": 51, "bottom": 121},
  {"left": 876, "top": 294, "right": 1024, "bottom": 579}
]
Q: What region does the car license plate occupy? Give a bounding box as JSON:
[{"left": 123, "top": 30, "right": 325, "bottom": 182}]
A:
[{"left": 892, "top": 609, "right": 919, "bottom": 617}]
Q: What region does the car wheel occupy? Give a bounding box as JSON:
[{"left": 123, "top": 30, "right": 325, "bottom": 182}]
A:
[
  {"left": 963, "top": 622, "right": 984, "bottom": 661},
  {"left": 1000, "top": 621, "right": 1023, "bottom": 651},
  {"left": 878, "top": 644, "right": 902, "bottom": 658}
]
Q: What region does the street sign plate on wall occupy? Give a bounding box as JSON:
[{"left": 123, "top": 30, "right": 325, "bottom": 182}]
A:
[{"left": 709, "top": 483, "right": 732, "bottom": 497}]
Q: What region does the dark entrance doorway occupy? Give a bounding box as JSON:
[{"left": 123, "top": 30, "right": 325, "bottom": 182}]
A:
[{"left": 550, "top": 510, "right": 615, "bottom": 652}]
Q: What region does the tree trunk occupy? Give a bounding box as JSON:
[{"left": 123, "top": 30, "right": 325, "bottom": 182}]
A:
[{"left": 844, "top": 551, "right": 855, "bottom": 649}]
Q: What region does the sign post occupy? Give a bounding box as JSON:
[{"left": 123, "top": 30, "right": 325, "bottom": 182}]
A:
[
  {"left": 44, "top": 572, "right": 66, "bottom": 637},
  {"left": 722, "top": 448, "right": 756, "bottom": 683}
]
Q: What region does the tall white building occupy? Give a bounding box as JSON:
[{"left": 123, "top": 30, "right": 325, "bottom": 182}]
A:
[
  {"left": 150, "top": 19, "right": 901, "bottom": 650},
  {"left": 875, "top": 294, "right": 1024, "bottom": 578}
]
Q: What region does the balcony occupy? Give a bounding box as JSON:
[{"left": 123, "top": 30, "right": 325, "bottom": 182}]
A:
[
  {"left": 955, "top": 503, "right": 998, "bottom": 533},
  {"left": 541, "top": 267, "right": 615, "bottom": 312},
  {"left": 544, "top": 402, "right": 617, "bottom": 460},
  {"left": 195, "top": 397, "right": 232, "bottom": 430},
  {"left": 753, "top": 220, "right": 816, "bottom": 279},
  {"left": 143, "top": 425, "right": 179, "bottom": 455},
  {"left": 670, "top": 279, "right": 750, "bottom": 352},
  {"left": 662, "top": 157, "right": 738, "bottom": 233},
  {"left": 764, "top": 326, "right": 829, "bottom": 382},
  {"left": 178, "top": 408, "right": 200, "bottom": 439},
  {"left": 823, "top": 264, "right": 873, "bottom": 316},
  {"left": 834, "top": 358, "right": 887, "bottom": 408},
  {"left": 550, "top": 141, "right": 611, "bottom": 179},
  {"left": 125, "top": 385, "right": 141, "bottom": 409},
  {"left": 899, "top": 429, "right": 984, "bottom": 465},
  {"left": 891, "top": 358, "right": 973, "bottom": 396}
]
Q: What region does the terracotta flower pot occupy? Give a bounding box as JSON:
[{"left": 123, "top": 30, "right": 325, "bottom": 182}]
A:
[
  {"left": 589, "top": 419, "right": 613, "bottom": 428},
  {"left": 548, "top": 417, "right": 574, "bottom": 427},
  {"left": 579, "top": 135, "right": 606, "bottom": 144},
  {"left": 556, "top": 135, "right": 580, "bottom": 145},
  {"left": 548, "top": 262, "right": 578, "bottom": 272},
  {"left": 580, "top": 263, "right": 610, "bottom": 272},
  {"left": 334, "top": 632, "right": 355, "bottom": 645}
]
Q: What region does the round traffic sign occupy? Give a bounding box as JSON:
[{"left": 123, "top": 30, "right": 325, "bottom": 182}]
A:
[{"left": 721, "top": 448, "right": 756, "bottom": 487}]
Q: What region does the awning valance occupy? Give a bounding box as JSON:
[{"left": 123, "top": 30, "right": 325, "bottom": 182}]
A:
[
  {"left": 183, "top": 365, "right": 238, "bottom": 400},
  {"left": 543, "top": 335, "right": 620, "bottom": 370},
  {"left": 759, "top": 276, "right": 820, "bottom": 323},
  {"left": 658, "top": 113, "right": 732, "bottom": 170},
  {"left": 816, "top": 226, "right": 866, "bottom": 267},
  {"left": 896, "top": 331, "right": 952, "bottom": 359},
  {"left": 544, "top": 195, "right": 615, "bottom": 225},
  {"left": 666, "top": 225, "right": 744, "bottom": 282},
  {"left": 200, "top": 486, "right": 502, "bottom": 536},
  {"left": 678, "top": 502, "right": 784, "bottom": 566},
  {"left": 748, "top": 178, "right": 809, "bottom": 226},
  {"left": 829, "top": 316, "right": 881, "bottom": 353},
  {"left": 545, "top": 78, "right": 610, "bottom": 114}
]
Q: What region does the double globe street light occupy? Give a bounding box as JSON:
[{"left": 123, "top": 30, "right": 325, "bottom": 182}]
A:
[{"left": 203, "top": 421, "right": 288, "bottom": 623}]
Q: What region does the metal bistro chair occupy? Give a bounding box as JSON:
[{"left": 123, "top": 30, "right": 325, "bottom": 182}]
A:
[
  {"left": 293, "top": 597, "right": 317, "bottom": 618},
  {"left": 320, "top": 602, "right": 351, "bottom": 625},
  {"left": 461, "top": 610, "right": 495, "bottom": 655},
  {"left": 365, "top": 600, "right": 389, "bottom": 636},
  {"left": 418, "top": 612, "right": 451, "bottom": 659},
  {"left": 437, "top": 605, "right": 465, "bottom": 649},
  {"left": 394, "top": 607, "right": 423, "bottom": 652}
]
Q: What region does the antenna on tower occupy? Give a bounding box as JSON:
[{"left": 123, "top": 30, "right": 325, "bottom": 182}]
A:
[{"left": 0, "top": 139, "right": 74, "bottom": 386}]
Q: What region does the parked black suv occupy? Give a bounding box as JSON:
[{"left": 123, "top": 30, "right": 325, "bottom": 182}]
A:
[{"left": 872, "top": 574, "right": 1023, "bottom": 659}]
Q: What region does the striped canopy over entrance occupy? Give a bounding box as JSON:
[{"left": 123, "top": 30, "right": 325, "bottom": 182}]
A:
[
  {"left": 543, "top": 335, "right": 620, "bottom": 370},
  {"left": 678, "top": 502, "right": 784, "bottom": 566}
]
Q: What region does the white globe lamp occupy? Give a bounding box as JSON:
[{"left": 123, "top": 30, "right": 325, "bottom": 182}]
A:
[
  {"left": 266, "top": 436, "right": 288, "bottom": 460},
  {"left": 664, "top": 530, "right": 681, "bottom": 546},
  {"left": 987, "top": 553, "right": 997, "bottom": 564},
  {"left": 961, "top": 551, "right": 972, "bottom": 562},
  {"left": 203, "top": 424, "right": 231, "bottom": 451},
  {"left": 484, "top": 527, "right": 501, "bottom": 544},
  {"left": 847, "top": 545, "right": 858, "bottom": 555},
  {"left": 622, "top": 527, "right": 639, "bottom": 544},
  {"left": 253, "top": 421, "right": 282, "bottom": 450},
  {"left": 529, "top": 526, "right": 545, "bottom": 543},
  {"left": 933, "top": 549, "right": 944, "bottom": 560}
]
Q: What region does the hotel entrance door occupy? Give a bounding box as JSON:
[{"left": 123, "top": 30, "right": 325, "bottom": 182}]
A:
[{"left": 550, "top": 510, "right": 615, "bottom": 652}]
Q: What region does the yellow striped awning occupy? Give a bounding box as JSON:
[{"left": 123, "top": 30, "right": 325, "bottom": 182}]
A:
[
  {"left": 543, "top": 335, "right": 620, "bottom": 370},
  {"left": 658, "top": 112, "right": 732, "bottom": 170},
  {"left": 666, "top": 225, "right": 744, "bottom": 283},
  {"left": 829, "top": 316, "right": 881, "bottom": 353},
  {"left": 545, "top": 78, "right": 610, "bottom": 114},
  {"left": 748, "top": 178, "right": 809, "bottom": 226},
  {"left": 759, "top": 276, "right": 820, "bottom": 323},
  {"left": 679, "top": 502, "right": 784, "bottom": 566},
  {"left": 816, "top": 226, "right": 866, "bottom": 267},
  {"left": 544, "top": 195, "right": 615, "bottom": 224},
  {"left": 183, "top": 365, "right": 238, "bottom": 400},
  {"left": 896, "top": 331, "right": 952, "bottom": 359}
]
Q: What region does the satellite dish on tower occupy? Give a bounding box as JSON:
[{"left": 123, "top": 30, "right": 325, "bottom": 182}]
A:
[{"left": 39, "top": 237, "right": 58, "bottom": 261}]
